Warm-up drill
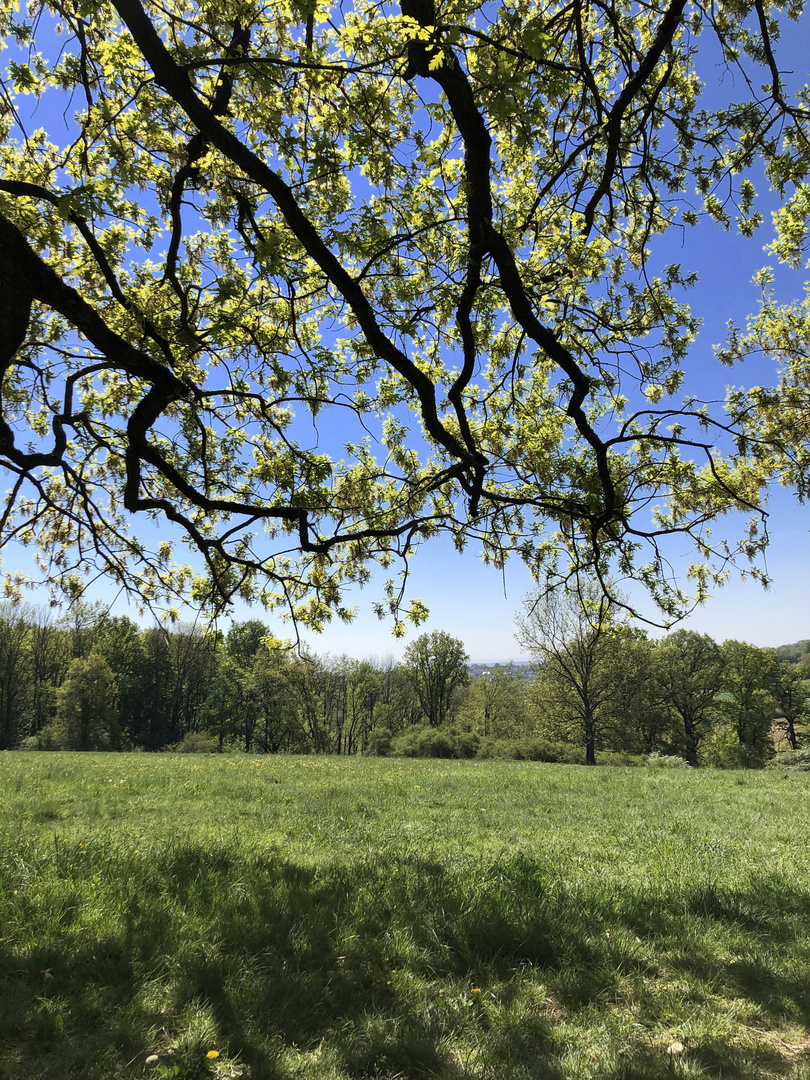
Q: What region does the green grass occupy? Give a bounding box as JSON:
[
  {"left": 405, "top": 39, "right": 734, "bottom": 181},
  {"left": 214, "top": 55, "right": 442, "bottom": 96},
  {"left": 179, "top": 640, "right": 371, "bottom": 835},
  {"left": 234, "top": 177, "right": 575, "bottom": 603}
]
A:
[{"left": 1, "top": 754, "right": 810, "bottom": 1079}]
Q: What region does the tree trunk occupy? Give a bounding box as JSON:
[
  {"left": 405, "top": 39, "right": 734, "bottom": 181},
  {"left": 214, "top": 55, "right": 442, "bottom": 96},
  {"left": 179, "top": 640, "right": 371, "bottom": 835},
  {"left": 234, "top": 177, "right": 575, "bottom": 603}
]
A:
[
  {"left": 784, "top": 717, "right": 799, "bottom": 751},
  {"left": 584, "top": 713, "right": 596, "bottom": 765},
  {"left": 683, "top": 717, "right": 699, "bottom": 765}
]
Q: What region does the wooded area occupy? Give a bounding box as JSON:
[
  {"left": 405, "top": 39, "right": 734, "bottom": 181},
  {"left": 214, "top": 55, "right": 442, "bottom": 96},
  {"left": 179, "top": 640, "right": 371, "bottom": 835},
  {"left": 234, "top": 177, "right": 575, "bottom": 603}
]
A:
[{"left": 1, "top": 600, "right": 806, "bottom": 765}]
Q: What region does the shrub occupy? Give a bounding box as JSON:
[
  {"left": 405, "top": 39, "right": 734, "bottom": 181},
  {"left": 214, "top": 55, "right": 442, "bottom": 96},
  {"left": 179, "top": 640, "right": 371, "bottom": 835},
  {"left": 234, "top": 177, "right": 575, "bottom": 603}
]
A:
[
  {"left": 767, "top": 748, "right": 810, "bottom": 771},
  {"left": 476, "top": 736, "right": 585, "bottom": 764},
  {"left": 365, "top": 727, "right": 393, "bottom": 757},
  {"left": 391, "top": 726, "right": 455, "bottom": 758},
  {"left": 646, "top": 752, "right": 691, "bottom": 768},
  {"left": 702, "top": 725, "right": 772, "bottom": 769},
  {"left": 598, "top": 750, "right": 646, "bottom": 767},
  {"left": 452, "top": 729, "right": 480, "bottom": 759},
  {"left": 173, "top": 731, "right": 220, "bottom": 754},
  {"left": 17, "top": 732, "right": 54, "bottom": 751},
  {"left": 390, "top": 725, "right": 479, "bottom": 759}
]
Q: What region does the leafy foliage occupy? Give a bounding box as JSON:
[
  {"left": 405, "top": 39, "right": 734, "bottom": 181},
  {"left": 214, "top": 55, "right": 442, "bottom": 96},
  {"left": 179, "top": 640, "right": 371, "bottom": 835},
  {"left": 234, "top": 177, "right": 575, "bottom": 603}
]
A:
[
  {"left": 401, "top": 628, "right": 469, "bottom": 726},
  {"left": 50, "top": 653, "right": 119, "bottom": 750},
  {"left": 653, "top": 629, "right": 724, "bottom": 763},
  {"left": 0, "top": 600, "right": 806, "bottom": 763},
  {"left": 0, "top": 0, "right": 808, "bottom": 627},
  {"left": 517, "top": 583, "right": 643, "bottom": 764}
]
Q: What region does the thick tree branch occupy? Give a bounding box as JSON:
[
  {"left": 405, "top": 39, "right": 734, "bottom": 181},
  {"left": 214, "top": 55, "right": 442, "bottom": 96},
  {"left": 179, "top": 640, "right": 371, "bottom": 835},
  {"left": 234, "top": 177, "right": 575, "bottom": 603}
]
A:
[{"left": 112, "top": 0, "right": 483, "bottom": 476}]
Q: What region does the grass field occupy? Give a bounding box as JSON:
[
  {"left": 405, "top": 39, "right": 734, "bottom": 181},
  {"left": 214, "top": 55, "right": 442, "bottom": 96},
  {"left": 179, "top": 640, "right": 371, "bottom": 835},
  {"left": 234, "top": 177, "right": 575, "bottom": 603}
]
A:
[{"left": 1, "top": 753, "right": 810, "bottom": 1079}]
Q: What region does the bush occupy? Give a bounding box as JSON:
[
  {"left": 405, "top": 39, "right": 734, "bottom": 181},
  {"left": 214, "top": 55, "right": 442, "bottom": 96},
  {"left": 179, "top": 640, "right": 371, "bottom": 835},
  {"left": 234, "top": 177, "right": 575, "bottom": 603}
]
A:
[
  {"left": 17, "top": 731, "right": 55, "bottom": 751},
  {"left": 172, "top": 731, "right": 220, "bottom": 754},
  {"left": 19, "top": 726, "right": 132, "bottom": 753},
  {"left": 646, "top": 752, "right": 691, "bottom": 768},
  {"left": 391, "top": 726, "right": 455, "bottom": 758},
  {"left": 453, "top": 729, "right": 480, "bottom": 759},
  {"left": 768, "top": 748, "right": 810, "bottom": 771},
  {"left": 476, "top": 736, "right": 585, "bottom": 764},
  {"left": 365, "top": 727, "right": 393, "bottom": 757},
  {"left": 598, "top": 750, "right": 646, "bottom": 767},
  {"left": 702, "top": 725, "right": 772, "bottom": 769},
  {"left": 474, "top": 740, "right": 645, "bottom": 766},
  {"left": 390, "top": 725, "right": 479, "bottom": 759}
]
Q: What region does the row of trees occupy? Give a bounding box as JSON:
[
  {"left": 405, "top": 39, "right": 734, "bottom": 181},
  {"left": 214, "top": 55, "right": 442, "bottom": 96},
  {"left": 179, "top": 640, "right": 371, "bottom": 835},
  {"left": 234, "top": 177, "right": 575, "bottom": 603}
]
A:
[
  {"left": 0, "top": 603, "right": 467, "bottom": 753},
  {"left": 518, "top": 588, "right": 809, "bottom": 767},
  {"left": 0, "top": 597, "right": 805, "bottom": 765}
]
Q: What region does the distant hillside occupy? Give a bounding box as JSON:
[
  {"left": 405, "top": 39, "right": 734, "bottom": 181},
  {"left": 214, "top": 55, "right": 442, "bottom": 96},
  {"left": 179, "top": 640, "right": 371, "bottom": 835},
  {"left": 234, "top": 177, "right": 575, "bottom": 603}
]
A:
[
  {"left": 775, "top": 640, "right": 810, "bottom": 663},
  {"left": 468, "top": 660, "right": 534, "bottom": 681}
]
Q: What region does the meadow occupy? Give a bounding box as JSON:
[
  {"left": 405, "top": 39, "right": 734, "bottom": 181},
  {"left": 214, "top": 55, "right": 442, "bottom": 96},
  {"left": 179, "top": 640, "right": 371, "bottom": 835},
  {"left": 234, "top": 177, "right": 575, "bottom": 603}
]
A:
[{"left": 1, "top": 754, "right": 809, "bottom": 1080}]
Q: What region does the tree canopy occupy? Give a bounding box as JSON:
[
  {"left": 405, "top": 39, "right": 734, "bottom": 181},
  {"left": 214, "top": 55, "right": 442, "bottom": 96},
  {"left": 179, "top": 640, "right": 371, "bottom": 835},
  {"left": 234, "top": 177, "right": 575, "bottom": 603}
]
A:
[
  {"left": 0, "top": 0, "right": 808, "bottom": 629},
  {"left": 402, "top": 628, "right": 469, "bottom": 726}
]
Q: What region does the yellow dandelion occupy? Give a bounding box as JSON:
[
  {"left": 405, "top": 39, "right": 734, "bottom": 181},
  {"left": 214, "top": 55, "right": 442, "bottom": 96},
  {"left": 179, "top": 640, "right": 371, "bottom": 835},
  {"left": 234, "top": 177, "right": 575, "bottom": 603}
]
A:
[{"left": 206, "top": 1049, "right": 220, "bottom": 1059}]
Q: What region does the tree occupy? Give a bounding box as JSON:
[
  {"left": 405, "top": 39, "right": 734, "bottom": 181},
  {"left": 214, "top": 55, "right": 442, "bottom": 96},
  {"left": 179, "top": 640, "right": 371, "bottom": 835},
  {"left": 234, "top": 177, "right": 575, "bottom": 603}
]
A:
[
  {"left": 653, "top": 630, "right": 725, "bottom": 764},
  {"left": 226, "top": 620, "right": 271, "bottom": 668},
  {"left": 463, "top": 666, "right": 531, "bottom": 740},
  {"left": 0, "top": 0, "right": 806, "bottom": 627},
  {"left": 165, "top": 623, "right": 218, "bottom": 739},
  {"left": 199, "top": 650, "right": 244, "bottom": 751},
  {"left": 245, "top": 644, "right": 301, "bottom": 753},
  {"left": 716, "top": 641, "right": 779, "bottom": 767},
  {"left": 402, "top": 631, "right": 470, "bottom": 727},
  {"left": 58, "top": 602, "right": 109, "bottom": 660},
  {"left": 374, "top": 658, "right": 422, "bottom": 737},
  {"left": 770, "top": 658, "right": 810, "bottom": 751},
  {"left": 517, "top": 584, "right": 626, "bottom": 765},
  {"left": 26, "top": 608, "right": 70, "bottom": 741},
  {"left": 344, "top": 659, "right": 384, "bottom": 755},
  {"left": 51, "top": 653, "right": 119, "bottom": 750},
  {"left": 598, "top": 631, "right": 662, "bottom": 756},
  {"left": 136, "top": 627, "right": 175, "bottom": 748},
  {"left": 0, "top": 603, "right": 31, "bottom": 749},
  {"left": 94, "top": 615, "right": 148, "bottom": 744},
  {"left": 286, "top": 652, "right": 334, "bottom": 752}
]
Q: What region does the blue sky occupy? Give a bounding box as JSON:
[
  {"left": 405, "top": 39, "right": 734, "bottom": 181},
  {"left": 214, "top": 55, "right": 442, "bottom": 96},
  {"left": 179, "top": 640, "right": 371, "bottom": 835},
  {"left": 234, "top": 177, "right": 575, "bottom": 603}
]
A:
[{"left": 2, "top": 5, "right": 810, "bottom": 661}]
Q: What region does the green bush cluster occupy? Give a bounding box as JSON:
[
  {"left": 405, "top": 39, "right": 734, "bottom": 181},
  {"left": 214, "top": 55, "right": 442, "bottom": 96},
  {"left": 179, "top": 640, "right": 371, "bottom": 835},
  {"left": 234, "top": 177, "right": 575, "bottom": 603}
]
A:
[
  {"left": 476, "top": 736, "right": 585, "bottom": 763},
  {"left": 768, "top": 747, "right": 810, "bottom": 771},
  {"left": 367, "top": 732, "right": 647, "bottom": 765},
  {"left": 173, "top": 732, "right": 221, "bottom": 754},
  {"left": 389, "top": 725, "right": 479, "bottom": 759},
  {"left": 646, "top": 752, "right": 692, "bottom": 768}
]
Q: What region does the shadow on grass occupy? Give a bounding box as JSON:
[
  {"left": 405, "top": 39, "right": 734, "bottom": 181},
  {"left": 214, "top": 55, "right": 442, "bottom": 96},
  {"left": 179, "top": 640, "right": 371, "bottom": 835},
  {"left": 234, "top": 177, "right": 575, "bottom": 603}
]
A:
[{"left": 3, "top": 848, "right": 810, "bottom": 1078}]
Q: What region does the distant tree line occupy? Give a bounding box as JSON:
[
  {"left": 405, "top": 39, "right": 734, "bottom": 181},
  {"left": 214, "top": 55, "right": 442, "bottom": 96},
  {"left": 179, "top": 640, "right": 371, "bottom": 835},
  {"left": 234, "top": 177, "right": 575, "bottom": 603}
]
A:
[
  {"left": 0, "top": 599, "right": 806, "bottom": 766},
  {"left": 0, "top": 603, "right": 451, "bottom": 754},
  {"left": 516, "top": 587, "right": 810, "bottom": 768}
]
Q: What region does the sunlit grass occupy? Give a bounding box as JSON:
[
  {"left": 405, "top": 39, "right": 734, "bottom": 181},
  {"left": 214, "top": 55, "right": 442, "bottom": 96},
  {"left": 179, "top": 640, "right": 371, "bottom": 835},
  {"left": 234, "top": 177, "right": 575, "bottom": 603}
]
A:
[{"left": 1, "top": 753, "right": 810, "bottom": 1078}]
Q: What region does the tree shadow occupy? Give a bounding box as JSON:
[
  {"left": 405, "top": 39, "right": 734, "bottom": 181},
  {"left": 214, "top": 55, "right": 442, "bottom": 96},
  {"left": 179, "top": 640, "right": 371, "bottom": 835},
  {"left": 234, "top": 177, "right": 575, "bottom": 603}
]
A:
[{"left": 4, "top": 849, "right": 810, "bottom": 1078}]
